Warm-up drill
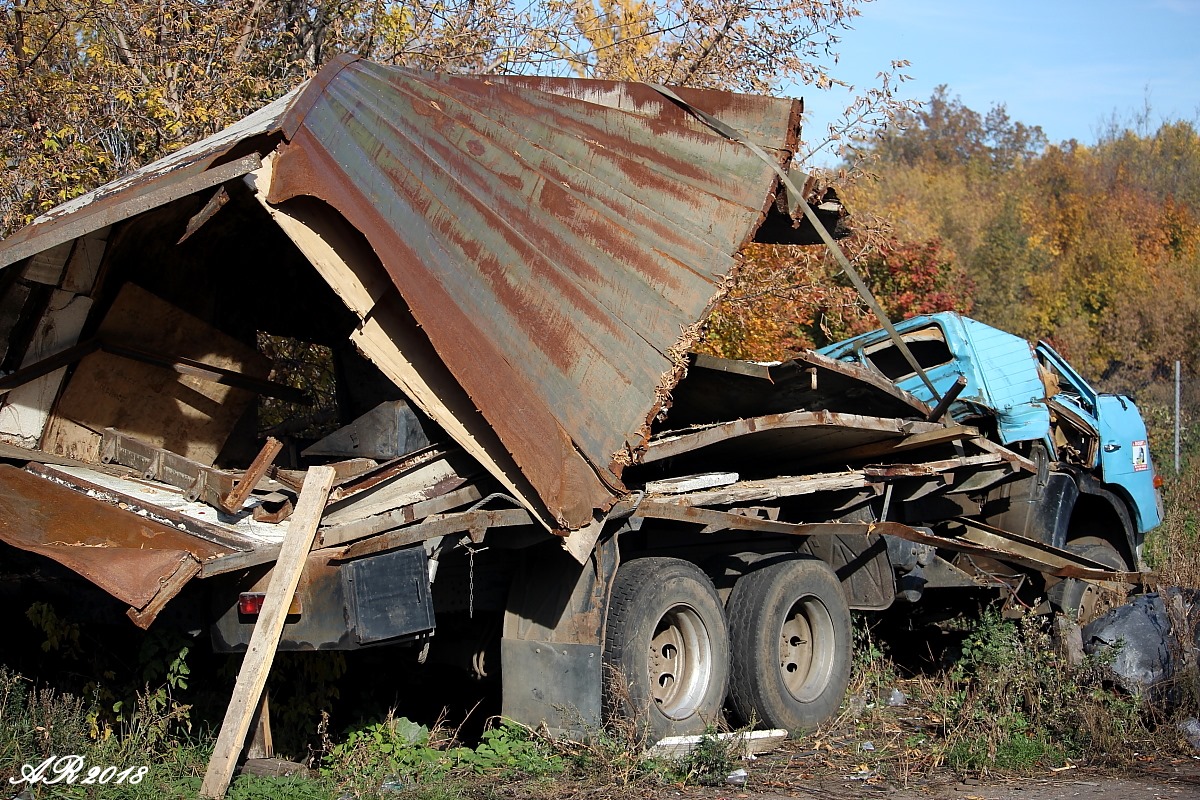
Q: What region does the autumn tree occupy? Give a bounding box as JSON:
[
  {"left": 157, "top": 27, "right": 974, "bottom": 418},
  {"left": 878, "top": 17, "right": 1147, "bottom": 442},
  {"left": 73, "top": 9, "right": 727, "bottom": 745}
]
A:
[
  {"left": 700, "top": 231, "right": 973, "bottom": 360},
  {"left": 852, "top": 87, "right": 1200, "bottom": 455},
  {"left": 872, "top": 84, "right": 1047, "bottom": 173},
  {"left": 1, "top": 0, "right": 920, "bottom": 236}
]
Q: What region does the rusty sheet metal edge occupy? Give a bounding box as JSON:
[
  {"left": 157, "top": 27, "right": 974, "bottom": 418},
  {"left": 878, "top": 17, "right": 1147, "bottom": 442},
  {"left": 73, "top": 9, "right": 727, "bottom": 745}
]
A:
[
  {"left": 267, "top": 59, "right": 805, "bottom": 531},
  {"left": 0, "top": 464, "right": 213, "bottom": 613},
  {"left": 0, "top": 154, "right": 265, "bottom": 270}
]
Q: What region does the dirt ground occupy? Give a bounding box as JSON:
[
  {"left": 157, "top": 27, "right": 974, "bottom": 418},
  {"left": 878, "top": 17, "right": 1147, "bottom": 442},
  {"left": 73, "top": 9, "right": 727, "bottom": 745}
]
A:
[
  {"left": 669, "top": 750, "right": 1200, "bottom": 800},
  {"left": 663, "top": 770, "right": 1200, "bottom": 800}
]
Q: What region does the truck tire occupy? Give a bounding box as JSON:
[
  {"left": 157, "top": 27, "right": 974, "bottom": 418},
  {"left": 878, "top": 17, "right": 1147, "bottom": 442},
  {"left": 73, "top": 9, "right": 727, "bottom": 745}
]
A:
[
  {"left": 1048, "top": 538, "right": 1130, "bottom": 625},
  {"left": 727, "top": 557, "right": 852, "bottom": 733},
  {"left": 603, "top": 557, "right": 730, "bottom": 740}
]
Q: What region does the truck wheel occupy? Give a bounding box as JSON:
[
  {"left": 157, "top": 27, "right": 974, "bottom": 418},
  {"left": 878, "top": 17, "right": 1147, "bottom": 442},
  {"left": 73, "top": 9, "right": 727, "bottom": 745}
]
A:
[
  {"left": 603, "top": 557, "right": 730, "bottom": 740},
  {"left": 726, "top": 557, "right": 852, "bottom": 733},
  {"left": 1048, "top": 538, "right": 1130, "bottom": 625}
]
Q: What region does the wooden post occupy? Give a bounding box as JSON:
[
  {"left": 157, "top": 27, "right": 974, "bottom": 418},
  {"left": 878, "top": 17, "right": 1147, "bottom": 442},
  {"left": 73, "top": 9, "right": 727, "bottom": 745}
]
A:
[
  {"left": 244, "top": 692, "right": 274, "bottom": 761},
  {"left": 200, "top": 466, "right": 336, "bottom": 799}
]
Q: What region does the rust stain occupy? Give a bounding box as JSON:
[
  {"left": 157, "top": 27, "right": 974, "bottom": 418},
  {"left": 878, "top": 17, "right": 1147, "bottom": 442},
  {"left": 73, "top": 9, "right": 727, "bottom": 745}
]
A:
[
  {"left": 0, "top": 465, "right": 228, "bottom": 609},
  {"left": 5, "top": 57, "right": 808, "bottom": 533},
  {"left": 267, "top": 60, "right": 802, "bottom": 529}
]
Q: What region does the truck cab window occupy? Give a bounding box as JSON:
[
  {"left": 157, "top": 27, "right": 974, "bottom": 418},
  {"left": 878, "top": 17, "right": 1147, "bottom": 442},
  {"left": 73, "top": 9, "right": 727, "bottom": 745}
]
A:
[{"left": 862, "top": 326, "right": 953, "bottom": 381}]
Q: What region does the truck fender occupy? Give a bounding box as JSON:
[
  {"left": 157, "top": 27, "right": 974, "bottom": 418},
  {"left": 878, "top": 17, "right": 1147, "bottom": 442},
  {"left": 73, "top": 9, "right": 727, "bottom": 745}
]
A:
[
  {"left": 499, "top": 525, "right": 622, "bottom": 735},
  {"left": 1072, "top": 474, "right": 1138, "bottom": 569}
]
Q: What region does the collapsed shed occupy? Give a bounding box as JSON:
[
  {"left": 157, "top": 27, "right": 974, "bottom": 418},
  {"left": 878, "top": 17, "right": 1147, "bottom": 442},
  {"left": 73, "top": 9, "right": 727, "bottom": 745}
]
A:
[{"left": 0, "top": 56, "right": 843, "bottom": 619}]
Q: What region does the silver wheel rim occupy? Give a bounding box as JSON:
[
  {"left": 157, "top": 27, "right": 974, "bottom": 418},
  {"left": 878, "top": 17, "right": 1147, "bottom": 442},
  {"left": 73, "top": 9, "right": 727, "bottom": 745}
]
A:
[
  {"left": 779, "top": 596, "right": 836, "bottom": 702},
  {"left": 648, "top": 603, "right": 712, "bottom": 719}
]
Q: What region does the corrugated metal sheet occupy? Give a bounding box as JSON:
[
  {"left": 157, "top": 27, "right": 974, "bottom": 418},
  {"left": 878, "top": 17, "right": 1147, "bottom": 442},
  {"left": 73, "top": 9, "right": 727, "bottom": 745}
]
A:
[
  {"left": 266, "top": 57, "right": 805, "bottom": 528},
  {"left": 0, "top": 57, "right": 812, "bottom": 531}
]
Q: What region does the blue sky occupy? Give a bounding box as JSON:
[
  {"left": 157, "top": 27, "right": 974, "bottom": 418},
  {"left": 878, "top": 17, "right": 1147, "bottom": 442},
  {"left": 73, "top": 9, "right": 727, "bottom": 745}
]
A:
[{"left": 795, "top": 0, "right": 1200, "bottom": 165}]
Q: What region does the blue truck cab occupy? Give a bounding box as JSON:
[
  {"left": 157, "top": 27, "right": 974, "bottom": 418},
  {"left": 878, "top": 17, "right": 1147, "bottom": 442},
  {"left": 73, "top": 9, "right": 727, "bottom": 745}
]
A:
[{"left": 819, "top": 312, "right": 1162, "bottom": 566}]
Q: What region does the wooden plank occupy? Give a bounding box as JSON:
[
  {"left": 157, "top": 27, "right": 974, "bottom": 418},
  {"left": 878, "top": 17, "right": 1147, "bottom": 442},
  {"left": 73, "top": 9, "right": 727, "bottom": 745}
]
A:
[
  {"left": 338, "top": 507, "right": 533, "bottom": 560},
  {"left": 643, "top": 410, "right": 929, "bottom": 463},
  {"left": 635, "top": 501, "right": 877, "bottom": 536},
  {"left": 244, "top": 693, "right": 274, "bottom": 760},
  {"left": 200, "top": 465, "right": 335, "bottom": 800},
  {"left": 41, "top": 417, "right": 102, "bottom": 463},
  {"left": 0, "top": 440, "right": 95, "bottom": 468},
  {"left": 61, "top": 226, "right": 110, "bottom": 295},
  {"left": 44, "top": 284, "right": 269, "bottom": 465},
  {"left": 318, "top": 484, "right": 484, "bottom": 548},
  {"left": 200, "top": 544, "right": 283, "bottom": 578},
  {"left": 20, "top": 240, "right": 73, "bottom": 285},
  {"left": 0, "top": 290, "right": 93, "bottom": 447},
  {"left": 796, "top": 424, "right": 975, "bottom": 467},
  {"left": 100, "top": 341, "right": 308, "bottom": 403},
  {"left": 321, "top": 451, "right": 475, "bottom": 525},
  {"left": 646, "top": 728, "right": 787, "bottom": 759},
  {"left": 643, "top": 472, "right": 738, "bottom": 494},
  {"left": 0, "top": 340, "right": 99, "bottom": 393},
  {"left": 656, "top": 471, "right": 872, "bottom": 506},
  {"left": 561, "top": 515, "right": 604, "bottom": 564},
  {"left": 219, "top": 437, "right": 283, "bottom": 513},
  {"left": 968, "top": 435, "right": 1038, "bottom": 472}
]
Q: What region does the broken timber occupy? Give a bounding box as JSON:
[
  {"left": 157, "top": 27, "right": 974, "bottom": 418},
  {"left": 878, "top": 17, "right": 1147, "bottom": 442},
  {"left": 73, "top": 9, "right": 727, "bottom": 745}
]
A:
[{"left": 200, "top": 465, "right": 336, "bottom": 799}]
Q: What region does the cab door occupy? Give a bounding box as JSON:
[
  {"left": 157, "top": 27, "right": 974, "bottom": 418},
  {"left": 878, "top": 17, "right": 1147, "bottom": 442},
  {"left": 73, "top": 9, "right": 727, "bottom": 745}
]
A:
[{"left": 1096, "top": 394, "right": 1162, "bottom": 533}]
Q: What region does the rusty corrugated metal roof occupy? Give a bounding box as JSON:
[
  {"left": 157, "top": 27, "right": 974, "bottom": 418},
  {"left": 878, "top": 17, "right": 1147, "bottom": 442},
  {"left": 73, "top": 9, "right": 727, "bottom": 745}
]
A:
[
  {"left": 0, "top": 57, "right": 815, "bottom": 531},
  {"left": 267, "top": 56, "right": 805, "bottom": 529}
]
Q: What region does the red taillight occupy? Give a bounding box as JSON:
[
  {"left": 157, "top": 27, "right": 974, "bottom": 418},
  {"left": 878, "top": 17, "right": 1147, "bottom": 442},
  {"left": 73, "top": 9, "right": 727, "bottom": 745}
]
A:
[
  {"left": 238, "top": 592, "right": 266, "bottom": 615},
  {"left": 1154, "top": 474, "right": 1164, "bottom": 489},
  {"left": 237, "top": 591, "right": 302, "bottom": 616}
]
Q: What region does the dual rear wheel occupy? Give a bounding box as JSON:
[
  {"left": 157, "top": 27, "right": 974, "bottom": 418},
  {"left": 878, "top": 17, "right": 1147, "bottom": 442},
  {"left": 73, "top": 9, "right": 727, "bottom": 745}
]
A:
[{"left": 602, "top": 556, "right": 852, "bottom": 739}]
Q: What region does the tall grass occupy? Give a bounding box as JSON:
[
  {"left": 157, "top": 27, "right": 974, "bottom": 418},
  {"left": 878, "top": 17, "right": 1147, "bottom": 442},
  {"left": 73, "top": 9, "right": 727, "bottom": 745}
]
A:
[{"left": 1145, "top": 460, "right": 1200, "bottom": 588}]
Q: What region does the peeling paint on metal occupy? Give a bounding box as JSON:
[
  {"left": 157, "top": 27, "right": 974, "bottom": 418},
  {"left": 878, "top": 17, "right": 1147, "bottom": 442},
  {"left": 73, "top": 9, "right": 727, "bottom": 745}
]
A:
[
  {"left": 267, "top": 57, "right": 804, "bottom": 528},
  {"left": 0, "top": 58, "right": 809, "bottom": 532}
]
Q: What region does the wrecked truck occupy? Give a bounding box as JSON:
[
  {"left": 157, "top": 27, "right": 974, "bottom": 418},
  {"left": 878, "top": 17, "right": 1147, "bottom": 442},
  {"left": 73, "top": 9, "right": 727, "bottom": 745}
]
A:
[
  {"left": 0, "top": 56, "right": 1159, "bottom": 744},
  {"left": 819, "top": 311, "right": 1162, "bottom": 622}
]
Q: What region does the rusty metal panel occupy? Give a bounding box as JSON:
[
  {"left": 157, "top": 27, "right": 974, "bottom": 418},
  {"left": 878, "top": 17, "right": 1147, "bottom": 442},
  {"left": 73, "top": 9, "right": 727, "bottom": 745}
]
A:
[
  {"left": 268, "top": 57, "right": 804, "bottom": 529},
  {"left": 2, "top": 58, "right": 809, "bottom": 533},
  {"left": 0, "top": 465, "right": 233, "bottom": 609}
]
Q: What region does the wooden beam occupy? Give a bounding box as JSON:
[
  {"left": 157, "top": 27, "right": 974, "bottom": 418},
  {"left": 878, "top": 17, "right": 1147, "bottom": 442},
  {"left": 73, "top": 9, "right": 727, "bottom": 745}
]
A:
[
  {"left": 244, "top": 693, "right": 274, "bottom": 760},
  {"left": 795, "top": 424, "right": 977, "bottom": 468},
  {"left": 219, "top": 437, "right": 283, "bottom": 514},
  {"left": 199, "top": 544, "right": 283, "bottom": 579},
  {"left": 200, "top": 466, "right": 336, "bottom": 799},
  {"left": 651, "top": 471, "right": 873, "bottom": 507},
  {"left": 318, "top": 484, "right": 484, "bottom": 548}
]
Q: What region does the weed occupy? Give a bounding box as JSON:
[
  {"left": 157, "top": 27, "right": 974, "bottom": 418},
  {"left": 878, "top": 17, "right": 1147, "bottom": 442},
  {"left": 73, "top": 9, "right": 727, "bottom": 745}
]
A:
[
  {"left": 677, "top": 727, "right": 739, "bottom": 786},
  {"left": 320, "top": 711, "right": 563, "bottom": 796}
]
